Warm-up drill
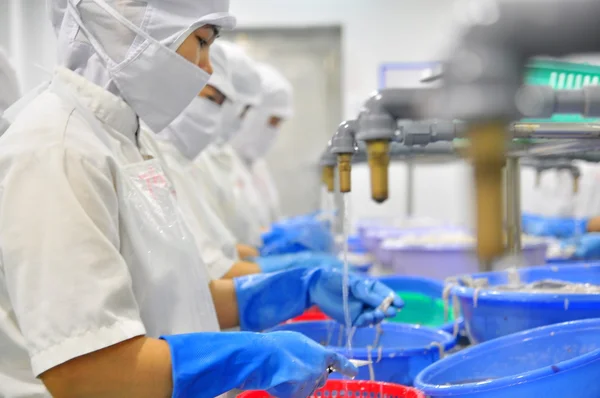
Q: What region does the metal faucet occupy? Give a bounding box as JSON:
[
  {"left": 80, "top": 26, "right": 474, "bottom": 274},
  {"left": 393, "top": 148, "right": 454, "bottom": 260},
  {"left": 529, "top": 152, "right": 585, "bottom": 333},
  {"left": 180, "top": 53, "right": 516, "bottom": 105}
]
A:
[
  {"left": 429, "top": 0, "right": 600, "bottom": 269},
  {"left": 319, "top": 141, "right": 337, "bottom": 193},
  {"left": 355, "top": 88, "right": 436, "bottom": 202},
  {"left": 330, "top": 120, "right": 358, "bottom": 194}
]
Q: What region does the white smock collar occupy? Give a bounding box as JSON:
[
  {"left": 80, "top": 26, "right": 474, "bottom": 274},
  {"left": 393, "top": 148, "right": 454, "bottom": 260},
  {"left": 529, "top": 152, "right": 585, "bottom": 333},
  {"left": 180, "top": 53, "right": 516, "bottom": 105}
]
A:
[{"left": 51, "top": 67, "right": 139, "bottom": 144}]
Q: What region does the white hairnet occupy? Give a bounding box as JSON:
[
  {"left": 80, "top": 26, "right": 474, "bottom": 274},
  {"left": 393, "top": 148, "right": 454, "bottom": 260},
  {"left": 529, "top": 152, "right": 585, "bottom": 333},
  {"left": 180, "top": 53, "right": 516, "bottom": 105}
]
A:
[
  {"left": 0, "top": 48, "right": 21, "bottom": 112},
  {"left": 51, "top": 0, "right": 235, "bottom": 90},
  {"left": 207, "top": 41, "right": 235, "bottom": 102},
  {"left": 254, "top": 63, "right": 294, "bottom": 119},
  {"left": 218, "top": 41, "right": 262, "bottom": 106},
  {"left": 230, "top": 62, "right": 294, "bottom": 162}
]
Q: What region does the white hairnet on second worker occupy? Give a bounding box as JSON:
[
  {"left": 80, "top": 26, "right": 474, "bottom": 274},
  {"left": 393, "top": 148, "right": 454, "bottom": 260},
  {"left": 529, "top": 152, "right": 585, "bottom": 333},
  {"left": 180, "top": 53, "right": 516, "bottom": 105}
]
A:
[
  {"left": 52, "top": 0, "right": 235, "bottom": 132},
  {"left": 230, "top": 62, "right": 294, "bottom": 163},
  {"left": 216, "top": 41, "right": 262, "bottom": 145}
]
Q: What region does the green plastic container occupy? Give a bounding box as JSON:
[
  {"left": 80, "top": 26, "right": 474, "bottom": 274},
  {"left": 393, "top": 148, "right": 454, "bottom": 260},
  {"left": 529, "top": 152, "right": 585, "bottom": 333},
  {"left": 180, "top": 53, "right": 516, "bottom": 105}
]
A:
[
  {"left": 524, "top": 59, "right": 600, "bottom": 123},
  {"left": 389, "top": 291, "right": 455, "bottom": 328}
]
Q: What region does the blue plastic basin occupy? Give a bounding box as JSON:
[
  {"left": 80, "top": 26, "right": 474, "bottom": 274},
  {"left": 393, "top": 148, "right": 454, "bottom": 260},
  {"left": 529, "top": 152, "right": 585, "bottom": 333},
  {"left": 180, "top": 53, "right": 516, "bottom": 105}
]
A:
[
  {"left": 415, "top": 318, "right": 600, "bottom": 398},
  {"left": 450, "top": 262, "right": 600, "bottom": 343},
  {"left": 268, "top": 321, "right": 456, "bottom": 386},
  {"left": 378, "top": 276, "right": 464, "bottom": 335}
]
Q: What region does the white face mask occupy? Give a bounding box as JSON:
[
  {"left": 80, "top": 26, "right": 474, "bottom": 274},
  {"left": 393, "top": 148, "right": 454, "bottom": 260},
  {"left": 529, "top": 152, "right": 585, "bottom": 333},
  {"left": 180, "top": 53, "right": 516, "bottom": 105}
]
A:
[
  {"left": 217, "top": 101, "right": 244, "bottom": 145},
  {"left": 161, "top": 97, "right": 222, "bottom": 159},
  {"left": 67, "top": 0, "right": 211, "bottom": 133}
]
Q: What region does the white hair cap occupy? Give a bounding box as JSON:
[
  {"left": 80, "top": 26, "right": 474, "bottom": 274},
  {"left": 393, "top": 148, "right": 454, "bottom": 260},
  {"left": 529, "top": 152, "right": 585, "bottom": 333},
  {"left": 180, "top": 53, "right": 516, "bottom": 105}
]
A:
[{"left": 218, "top": 41, "right": 262, "bottom": 106}]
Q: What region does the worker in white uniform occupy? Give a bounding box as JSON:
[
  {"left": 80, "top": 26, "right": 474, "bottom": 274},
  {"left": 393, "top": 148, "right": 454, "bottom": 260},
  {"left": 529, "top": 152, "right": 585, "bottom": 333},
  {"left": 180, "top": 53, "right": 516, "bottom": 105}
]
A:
[
  {"left": 142, "top": 41, "right": 349, "bottom": 277},
  {"left": 0, "top": 2, "right": 402, "bottom": 396},
  {"left": 197, "top": 40, "right": 265, "bottom": 259},
  {"left": 139, "top": 40, "right": 262, "bottom": 279},
  {"left": 195, "top": 47, "right": 273, "bottom": 246},
  {"left": 230, "top": 63, "right": 293, "bottom": 226},
  {"left": 0, "top": 48, "right": 21, "bottom": 134}
]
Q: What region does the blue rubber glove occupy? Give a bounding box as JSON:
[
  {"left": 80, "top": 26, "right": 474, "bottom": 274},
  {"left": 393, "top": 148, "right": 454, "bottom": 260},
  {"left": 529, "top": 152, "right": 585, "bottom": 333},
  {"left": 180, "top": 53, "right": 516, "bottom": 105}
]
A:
[
  {"left": 162, "top": 331, "right": 358, "bottom": 398},
  {"left": 261, "top": 215, "right": 333, "bottom": 256},
  {"left": 255, "top": 251, "right": 343, "bottom": 273},
  {"left": 561, "top": 233, "right": 600, "bottom": 259},
  {"left": 522, "top": 213, "right": 588, "bottom": 239},
  {"left": 235, "top": 267, "right": 403, "bottom": 331}
]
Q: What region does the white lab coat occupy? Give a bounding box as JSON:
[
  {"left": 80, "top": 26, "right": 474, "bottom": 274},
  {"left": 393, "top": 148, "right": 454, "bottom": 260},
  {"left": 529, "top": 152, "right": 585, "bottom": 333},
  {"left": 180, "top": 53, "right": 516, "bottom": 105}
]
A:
[
  {"left": 195, "top": 143, "right": 265, "bottom": 246},
  {"left": 139, "top": 129, "right": 239, "bottom": 280},
  {"left": 251, "top": 158, "right": 281, "bottom": 224},
  {"left": 0, "top": 68, "right": 219, "bottom": 397}
]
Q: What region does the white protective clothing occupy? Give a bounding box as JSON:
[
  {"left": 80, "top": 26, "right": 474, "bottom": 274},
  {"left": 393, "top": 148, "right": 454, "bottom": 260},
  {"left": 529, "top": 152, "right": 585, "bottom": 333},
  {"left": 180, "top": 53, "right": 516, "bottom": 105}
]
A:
[
  {"left": 0, "top": 0, "right": 234, "bottom": 394},
  {"left": 54, "top": 0, "right": 234, "bottom": 132},
  {"left": 191, "top": 42, "right": 266, "bottom": 245},
  {"left": 251, "top": 157, "right": 282, "bottom": 223},
  {"left": 521, "top": 160, "right": 600, "bottom": 220},
  {"left": 140, "top": 128, "right": 240, "bottom": 280},
  {"left": 229, "top": 63, "right": 294, "bottom": 225},
  {"left": 196, "top": 143, "right": 265, "bottom": 245},
  {"left": 215, "top": 41, "right": 262, "bottom": 145},
  {"left": 0, "top": 49, "right": 21, "bottom": 135},
  {"left": 230, "top": 63, "right": 294, "bottom": 163},
  {"left": 141, "top": 39, "right": 240, "bottom": 280}
]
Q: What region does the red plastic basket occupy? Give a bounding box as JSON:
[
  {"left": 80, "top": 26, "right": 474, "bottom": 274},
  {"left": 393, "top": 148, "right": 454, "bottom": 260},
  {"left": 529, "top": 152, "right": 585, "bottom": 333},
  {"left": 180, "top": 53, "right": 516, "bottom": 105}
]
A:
[
  {"left": 285, "top": 306, "right": 330, "bottom": 323},
  {"left": 237, "top": 380, "right": 424, "bottom": 398}
]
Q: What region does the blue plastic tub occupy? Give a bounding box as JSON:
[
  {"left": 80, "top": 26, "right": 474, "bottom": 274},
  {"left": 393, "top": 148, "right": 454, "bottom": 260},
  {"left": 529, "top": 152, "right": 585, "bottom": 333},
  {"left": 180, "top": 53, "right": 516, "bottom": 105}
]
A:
[
  {"left": 378, "top": 276, "right": 464, "bottom": 335},
  {"left": 415, "top": 318, "right": 600, "bottom": 398},
  {"left": 450, "top": 262, "right": 600, "bottom": 343},
  {"left": 268, "top": 321, "right": 456, "bottom": 386}
]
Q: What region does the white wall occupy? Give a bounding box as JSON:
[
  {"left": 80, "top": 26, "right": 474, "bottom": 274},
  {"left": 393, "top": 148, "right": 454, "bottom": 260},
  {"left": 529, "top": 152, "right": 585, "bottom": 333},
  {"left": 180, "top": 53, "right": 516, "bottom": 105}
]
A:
[
  {"left": 229, "top": 0, "right": 457, "bottom": 120},
  {"left": 229, "top": 0, "right": 471, "bottom": 225}
]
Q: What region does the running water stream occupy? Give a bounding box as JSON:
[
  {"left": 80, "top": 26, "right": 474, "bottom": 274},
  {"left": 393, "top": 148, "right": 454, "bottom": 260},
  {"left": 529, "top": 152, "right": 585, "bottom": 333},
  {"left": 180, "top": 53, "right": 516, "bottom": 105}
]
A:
[{"left": 341, "top": 193, "right": 354, "bottom": 354}]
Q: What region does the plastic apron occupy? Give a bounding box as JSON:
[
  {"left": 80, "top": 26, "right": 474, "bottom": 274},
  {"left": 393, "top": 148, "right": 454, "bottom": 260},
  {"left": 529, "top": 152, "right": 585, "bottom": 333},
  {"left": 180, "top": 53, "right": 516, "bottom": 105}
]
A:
[
  {"left": 51, "top": 76, "right": 220, "bottom": 336},
  {"left": 140, "top": 130, "right": 240, "bottom": 269},
  {"left": 199, "top": 144, "right": 264, "bottom": 246}
]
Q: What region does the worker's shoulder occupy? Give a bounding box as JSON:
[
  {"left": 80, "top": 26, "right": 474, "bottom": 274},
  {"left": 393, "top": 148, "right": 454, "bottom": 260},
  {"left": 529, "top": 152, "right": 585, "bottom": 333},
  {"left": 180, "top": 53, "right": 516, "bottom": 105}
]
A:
[{"left": 0, "top": 90, "right": 114, "bottom": 166}]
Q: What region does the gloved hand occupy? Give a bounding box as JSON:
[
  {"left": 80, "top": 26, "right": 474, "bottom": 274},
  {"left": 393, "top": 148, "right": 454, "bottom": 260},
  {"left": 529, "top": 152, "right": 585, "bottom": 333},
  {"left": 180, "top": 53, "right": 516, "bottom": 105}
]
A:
[
  {"left": 561, "top": 233, "right": 600, "bottom": 259},
  {"left": 522, "top": 213, "right": 588, "bottom": 239},
  {"left": 261, "top": 214, "right": 333, "bottom": 256},
  {"left": 235, "top": 267, "right": 403, "bottom": 331},
  {"left": 255, "top": 251, "right": 343, "bottom": 273},
  {"left": 162, "top": 331, "right": 358, "bottom": 398}
]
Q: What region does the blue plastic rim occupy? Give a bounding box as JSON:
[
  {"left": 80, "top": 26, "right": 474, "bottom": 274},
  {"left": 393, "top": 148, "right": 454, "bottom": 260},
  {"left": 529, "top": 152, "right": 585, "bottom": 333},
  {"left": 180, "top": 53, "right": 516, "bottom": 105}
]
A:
[
  {"left": 450, "top": 262, "right": 600, "bottom": 343},
  {"left": 415, "top": 318, "right": 600, "bottom": 398},
  {"left": 377, "top": 276, "right": 464, "bottom": 335},
  {"left": 268, "top": 321, "right": 456, "bottom": 386}
]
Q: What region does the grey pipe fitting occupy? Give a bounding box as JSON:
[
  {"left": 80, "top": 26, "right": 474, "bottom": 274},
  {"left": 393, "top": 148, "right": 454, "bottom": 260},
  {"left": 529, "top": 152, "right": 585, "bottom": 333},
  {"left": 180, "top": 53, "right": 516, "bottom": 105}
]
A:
[
  {"left": 357, "top": 88, "right": 435, "bottom": 142},
  {"left": 435, "top": 0, "right": 600, "bottom": 122},
  {"left": 319, "top": 141, "right": 337, "bottom": 167},
  {"left": 330, "top": 120, "right": 358, "bottom": 155},
  {"left": 518, "top": 85, "right": 600, "bottom": 119},
  {"left": 401, "top": 120, "right": 467, "bottom": 146}
]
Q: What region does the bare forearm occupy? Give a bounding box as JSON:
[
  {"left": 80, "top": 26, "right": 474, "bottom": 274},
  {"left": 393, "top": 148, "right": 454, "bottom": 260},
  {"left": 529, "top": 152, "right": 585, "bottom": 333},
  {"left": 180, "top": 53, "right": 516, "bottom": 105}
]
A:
[
  {"left": 222, "top": 261, "right": 261, "bottom": 279},
  {"left": 236, "top": 243, "right": 259, "bottom": 260},
  {"left": 210, "top": 279, "right": 240, "bottom": 329},
  {"left": 587, "top": 216, "right": 600, "bottom": 232},
  {"left": 41, "top": 336, "right": 172, "bottom": 398}
]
